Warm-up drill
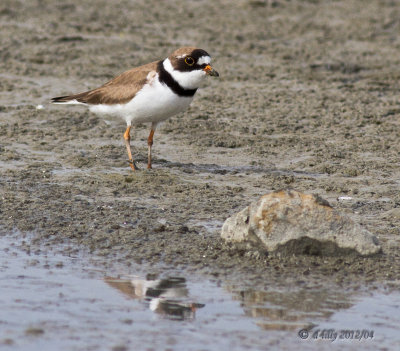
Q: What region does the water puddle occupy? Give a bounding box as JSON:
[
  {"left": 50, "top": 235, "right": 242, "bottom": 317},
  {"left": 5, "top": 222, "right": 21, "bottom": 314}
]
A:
[{"left": 1, "top": 233, "right": 399, "bottom": 351}]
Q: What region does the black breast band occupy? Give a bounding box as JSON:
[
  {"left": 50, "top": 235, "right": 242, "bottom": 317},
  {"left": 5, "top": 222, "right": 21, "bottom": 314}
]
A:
[{"left": 157, "top": 60, "right": 197, "bottom": 97}]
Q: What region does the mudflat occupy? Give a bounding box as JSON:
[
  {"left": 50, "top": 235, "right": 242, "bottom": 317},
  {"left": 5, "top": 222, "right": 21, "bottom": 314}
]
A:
[{"left": 1, "top": 0, "right": 400, "bottom": 293}]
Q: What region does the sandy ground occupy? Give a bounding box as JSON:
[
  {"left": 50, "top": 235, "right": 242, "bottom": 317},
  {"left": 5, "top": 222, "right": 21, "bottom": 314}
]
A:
[{"left": 2, "top": 0, "right": 400, "bottom": 295}]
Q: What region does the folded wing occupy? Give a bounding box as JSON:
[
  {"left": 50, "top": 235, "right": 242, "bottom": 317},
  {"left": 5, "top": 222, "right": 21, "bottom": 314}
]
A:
[{"left": 52, "top": 61, "right": 158, "bottom": 105}]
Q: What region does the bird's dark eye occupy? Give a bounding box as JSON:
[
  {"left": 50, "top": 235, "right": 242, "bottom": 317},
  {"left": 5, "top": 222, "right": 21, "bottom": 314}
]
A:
[{"left": 185, "top": 57, "right": 195, "bottom": 66}]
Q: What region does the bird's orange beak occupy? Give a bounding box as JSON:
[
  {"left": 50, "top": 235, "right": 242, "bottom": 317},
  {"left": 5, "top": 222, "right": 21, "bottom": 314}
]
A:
[{"left": 203, "top": 65, "right": 219, "bottom": 77}]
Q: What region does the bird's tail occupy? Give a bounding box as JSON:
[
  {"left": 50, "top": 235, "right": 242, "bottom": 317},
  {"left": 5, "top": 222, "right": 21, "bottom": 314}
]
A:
[
  {"left": 51, "top": 93, "right": 87, "bottom": 104},
  {"left": 51, "top": 95, "right": 73, "bottom": 103}
]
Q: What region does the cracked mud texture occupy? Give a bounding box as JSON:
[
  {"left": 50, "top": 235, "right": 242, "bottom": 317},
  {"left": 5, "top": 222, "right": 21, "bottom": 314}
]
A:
[{"left": 1, "top": 0, "right": 400, "bottom": 291}]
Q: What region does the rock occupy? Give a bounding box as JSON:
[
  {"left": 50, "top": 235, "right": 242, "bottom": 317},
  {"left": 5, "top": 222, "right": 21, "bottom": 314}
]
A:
[{"left": 221, "top": 190, "right": 381, "bottom": 256}]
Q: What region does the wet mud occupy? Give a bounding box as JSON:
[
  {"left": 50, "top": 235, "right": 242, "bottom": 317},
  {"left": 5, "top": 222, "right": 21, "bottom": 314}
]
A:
[{"left": 1, "top": 0, "right": 400, "bottom": 310}]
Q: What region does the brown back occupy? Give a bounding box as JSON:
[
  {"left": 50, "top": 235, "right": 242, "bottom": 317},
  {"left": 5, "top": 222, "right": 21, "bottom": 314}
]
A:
[{"left": 52, "top": 61, "right": 158, "bottom": 105}]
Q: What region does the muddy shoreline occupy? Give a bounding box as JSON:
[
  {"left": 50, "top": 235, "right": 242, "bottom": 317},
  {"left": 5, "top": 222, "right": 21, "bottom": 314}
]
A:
[{"left": 2, "top": 0, "right": 400, "bottom": 297}]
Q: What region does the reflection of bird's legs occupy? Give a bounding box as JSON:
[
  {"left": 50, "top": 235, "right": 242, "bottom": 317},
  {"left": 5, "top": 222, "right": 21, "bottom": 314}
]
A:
[{"left": 123, "top": 125, "right": 138, "bottom": 171}]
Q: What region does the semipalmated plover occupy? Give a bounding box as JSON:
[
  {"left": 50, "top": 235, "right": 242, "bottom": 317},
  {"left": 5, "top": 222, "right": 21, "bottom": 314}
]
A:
[{"left": 52, "top": 47, "right": 219, "bottom": 171}]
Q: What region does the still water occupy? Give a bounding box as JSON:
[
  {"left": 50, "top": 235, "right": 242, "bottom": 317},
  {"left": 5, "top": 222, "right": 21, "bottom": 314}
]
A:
[{"left": 0, "top": 234, "right": 399, "bottom": 351}]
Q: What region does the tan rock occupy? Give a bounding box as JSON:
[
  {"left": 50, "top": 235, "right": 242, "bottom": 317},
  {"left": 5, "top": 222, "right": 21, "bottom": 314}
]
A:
[{"left": 221, "top": 190, "right": 381, "bottom": 256}]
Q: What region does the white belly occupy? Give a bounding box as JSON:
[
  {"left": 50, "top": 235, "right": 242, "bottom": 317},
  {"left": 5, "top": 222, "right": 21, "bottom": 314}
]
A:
[{"left": 89, "top": 79, "right": 194, "bottom": 125}]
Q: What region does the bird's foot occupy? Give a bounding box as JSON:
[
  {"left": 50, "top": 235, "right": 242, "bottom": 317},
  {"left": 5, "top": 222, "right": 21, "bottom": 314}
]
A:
[{"left": 128, "top": 160, "right": 139, "bottom": 171}]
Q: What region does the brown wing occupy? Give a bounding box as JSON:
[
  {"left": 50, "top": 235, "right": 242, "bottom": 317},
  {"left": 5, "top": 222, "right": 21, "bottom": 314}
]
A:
[{"left": 52, "top": 61, "right": 159, "bottom": 105}]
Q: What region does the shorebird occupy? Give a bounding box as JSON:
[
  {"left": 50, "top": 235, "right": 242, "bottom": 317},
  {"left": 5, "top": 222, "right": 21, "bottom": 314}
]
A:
[{"left": 52, "top": 47, "right": 219, "bottom": 171}]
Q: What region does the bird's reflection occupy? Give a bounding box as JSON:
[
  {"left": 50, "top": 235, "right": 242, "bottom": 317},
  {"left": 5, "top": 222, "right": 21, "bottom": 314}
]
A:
[{"left": 105, "top": 275, "right": 204, "bottom": 320}]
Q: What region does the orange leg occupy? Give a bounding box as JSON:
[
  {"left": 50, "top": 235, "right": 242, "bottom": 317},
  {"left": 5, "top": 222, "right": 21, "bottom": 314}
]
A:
[
  {"left": 123, "top": 125, "right": 138, "bottom": 171},
  {"left": 147, "top": 127, "right": 155, "bottom": 169}
]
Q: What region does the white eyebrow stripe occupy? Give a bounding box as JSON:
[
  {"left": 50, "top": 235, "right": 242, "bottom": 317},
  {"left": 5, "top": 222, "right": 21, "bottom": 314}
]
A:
[{"left": 197, "top": 56, "right": 211, "bottom": 65}]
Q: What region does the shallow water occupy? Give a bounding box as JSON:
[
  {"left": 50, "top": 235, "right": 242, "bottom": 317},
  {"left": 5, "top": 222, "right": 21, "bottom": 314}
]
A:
[{"left": 1, "top": 234, "right": 399, "bottom": 351}]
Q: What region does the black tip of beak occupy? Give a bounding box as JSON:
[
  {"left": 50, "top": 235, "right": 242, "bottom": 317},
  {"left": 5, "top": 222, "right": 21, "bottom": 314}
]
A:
[
  {"left": 204, "top": 65, "right": 219, "bottom": 77},
  {"left": 208, "top": 69, "right": 219, "bottom": 77}
]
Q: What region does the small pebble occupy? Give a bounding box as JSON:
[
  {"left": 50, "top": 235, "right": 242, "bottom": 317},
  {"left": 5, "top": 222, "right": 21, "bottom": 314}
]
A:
[{"left": 337, "top": 196, "right": 353, "bottom": 201}]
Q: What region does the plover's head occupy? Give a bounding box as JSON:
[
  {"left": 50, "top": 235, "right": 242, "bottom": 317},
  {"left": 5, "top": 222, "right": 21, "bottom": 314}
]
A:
[{"left": 163, "top": 47, "right": 219, "bottom": 90}]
